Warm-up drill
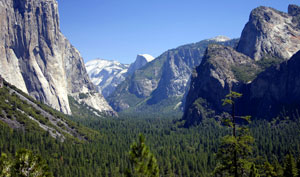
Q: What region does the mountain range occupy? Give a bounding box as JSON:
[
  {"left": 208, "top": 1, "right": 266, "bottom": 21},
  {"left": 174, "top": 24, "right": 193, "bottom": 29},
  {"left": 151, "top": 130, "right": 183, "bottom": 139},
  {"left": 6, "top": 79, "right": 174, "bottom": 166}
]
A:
[
  {"left": 107, "top": 37, "right": 238, "bottom": 115},
  {"left": 85, "top": 54, "right": 154, "bottom": 98}
]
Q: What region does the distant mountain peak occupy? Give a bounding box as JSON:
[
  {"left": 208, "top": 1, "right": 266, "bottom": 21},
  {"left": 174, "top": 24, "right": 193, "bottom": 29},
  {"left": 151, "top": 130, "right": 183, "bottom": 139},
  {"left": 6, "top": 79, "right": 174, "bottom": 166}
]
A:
[
  {"left": 208, "top": 36, "right": 231, "bottom": 42},
  {"left": 85, "top": 59, "right": 129, "bottom": 98},
  {"left": 127, "top": 54, "right": 155, "bottom": 75},
  {"left": 137, "top": 54, "right": 155, "bottom": 62}
]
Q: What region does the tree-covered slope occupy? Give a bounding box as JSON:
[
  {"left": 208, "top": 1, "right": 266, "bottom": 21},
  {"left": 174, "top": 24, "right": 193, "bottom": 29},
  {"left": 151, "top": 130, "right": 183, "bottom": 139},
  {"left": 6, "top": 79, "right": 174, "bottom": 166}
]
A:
[{"left": 0, "top": 78, "right": 99, "bottom": 142}]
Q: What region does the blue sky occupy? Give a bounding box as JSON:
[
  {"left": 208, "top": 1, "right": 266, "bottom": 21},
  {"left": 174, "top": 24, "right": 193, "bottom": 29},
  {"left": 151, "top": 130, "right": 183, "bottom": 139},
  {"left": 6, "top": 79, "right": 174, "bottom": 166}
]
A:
[{"left": 57, "top": 0, "right": 299, "bottom": 64}]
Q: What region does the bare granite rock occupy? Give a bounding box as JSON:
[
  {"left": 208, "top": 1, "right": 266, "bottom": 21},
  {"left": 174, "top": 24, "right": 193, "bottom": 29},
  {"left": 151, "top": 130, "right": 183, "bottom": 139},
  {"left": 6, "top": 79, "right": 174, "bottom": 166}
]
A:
[
  {"left": 0, "top": 0, "right": 116, "bottom": 116},
  {"left": 237, "top": 5, "right": 300, "bottom": 61}
]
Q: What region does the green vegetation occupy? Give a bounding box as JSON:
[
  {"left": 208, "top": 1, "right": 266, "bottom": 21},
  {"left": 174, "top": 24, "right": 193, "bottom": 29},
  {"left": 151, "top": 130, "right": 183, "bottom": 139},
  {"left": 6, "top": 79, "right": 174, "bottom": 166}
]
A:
[
  {"left": 127, "top": 134, "right": 159, "bottom": 177},
  {"left": 68, "top": 96, "right": 107, "bottom": 119},
  {"left": 256, "top": 55, "right": 284, "bottom": 69},
  {"left": 0, "top": 82, "right": 98, "bottom": 142},
  {"left": 0, "top": 149, "right": 53, "bottom": 177},
  {"left": 232, "top": 55, "right": 284, "bottom": 83},
  {"left": 1, "top": 110, "right": 300, "bottom": 176},
  {"left": 214, "top": 92, "right": 254, "bottom": 176},
  {"left": 214, "top": 91, "right": 300, "bottom": 177},
  {"left": 122, "top": 96, "right": 183, "bottom": 116},
  {"left": 1, "top": 79, "right": 300, "bottom": 176},
  {"left": 231, "top": 65, "right": 260, "bottom": 83}
]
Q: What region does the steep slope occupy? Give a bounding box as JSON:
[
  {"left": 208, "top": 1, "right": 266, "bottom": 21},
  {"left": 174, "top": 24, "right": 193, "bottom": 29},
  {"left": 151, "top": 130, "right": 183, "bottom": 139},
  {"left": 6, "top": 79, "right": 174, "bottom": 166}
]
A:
[
  {"left": 237, "top": 4, "right": 300, "bottom": 61},
  {"left": 0, "top": 0, "right": 115, "bottom": 116},
  {"left": 239, "top": 50, "right": 300, "bottom": 120},
  {"left": 127, "top": 54, "right": 155, "bottom": 75},
  {"left": 108, "top": 38, "right": 238, "bottom": 114},
  {"left": 182, "top": 45, "right": 259, "bottom": 126},
  {"left": 86, "top": 59, "right": 129, "bottom": 98},
  {"left": 0, "top": 78, "right": 99, "bottom": 142}
]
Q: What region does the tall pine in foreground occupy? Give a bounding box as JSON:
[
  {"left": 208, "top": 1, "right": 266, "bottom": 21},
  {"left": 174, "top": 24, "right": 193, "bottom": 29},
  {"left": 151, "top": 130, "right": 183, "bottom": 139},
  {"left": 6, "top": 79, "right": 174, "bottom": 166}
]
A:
[
  {"left": 283, "top": 153, "right": 298, "bottom": 177},
  {"left": 126, "top": 134, "right": 159, "bottom": 177},
  {"left": 213, "top": 91, "right": 254, "bottom": 177}
]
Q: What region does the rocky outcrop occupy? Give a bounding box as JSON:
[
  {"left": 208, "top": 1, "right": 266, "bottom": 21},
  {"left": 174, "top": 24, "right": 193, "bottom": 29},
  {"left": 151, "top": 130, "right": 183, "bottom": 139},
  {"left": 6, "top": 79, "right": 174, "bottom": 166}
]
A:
[
  {"left": 182, "top": 45, "right": 259, "bottom": 125},
  {"left": 237, "top": 5, "right": 300, "bottom": 61},
  {"left": 86, "top": 59, "right": 129, "bottom": 98},
  {"left": 0, "top": 0, "right": 115, "bottom": 116},
  {"left": 108, "top": 38, "right": 238, "bottom": 113},
  {"left": 127, "top": 54, "right": 155, "bottom": 75}
]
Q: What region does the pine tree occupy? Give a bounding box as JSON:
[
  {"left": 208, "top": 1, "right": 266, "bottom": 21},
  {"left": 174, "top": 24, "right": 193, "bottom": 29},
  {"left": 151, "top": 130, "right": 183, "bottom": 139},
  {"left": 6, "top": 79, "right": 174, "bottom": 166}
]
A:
[
  {"left": 127, "top": 134, "right": 159, "bottom": 177},
  {"left": 13, "top": 149, "right": 53, "bottom": 177},
  {"left": 263, "top": 161, "right": 276, "bottom": 177},
  {"left": 272, "top": 157, "right": 283, "bottom": 177},
  {"left": 249, "top": 164, "right": 259, "bottom": 177},
  {"left": 283, "top": 153, "right": 298, "bottom": 177},
  {"left": 297, "top": 155, "right": 300, "bottom": 177},
  {"left": 213, "top": 91, "right": 254, "bottom": 177},
  {"left": 0, "top": 153, "right": 12, "bottom": 177}
]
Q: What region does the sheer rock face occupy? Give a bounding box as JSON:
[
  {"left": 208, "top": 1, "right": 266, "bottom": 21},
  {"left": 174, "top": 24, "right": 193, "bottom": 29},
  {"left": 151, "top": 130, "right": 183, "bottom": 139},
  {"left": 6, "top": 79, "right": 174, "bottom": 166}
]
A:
[
  {"left": 182, "top": 45, "right": 258, "bottom": 125},
  {"left": 237, "top": 5, "right": 300, "bottom": 61},
  {"left": 0, "top": 0, "right": 116, "bottom": 116},
  {"left": 239, "top": 51, "right": 300, "bottom": 119}
]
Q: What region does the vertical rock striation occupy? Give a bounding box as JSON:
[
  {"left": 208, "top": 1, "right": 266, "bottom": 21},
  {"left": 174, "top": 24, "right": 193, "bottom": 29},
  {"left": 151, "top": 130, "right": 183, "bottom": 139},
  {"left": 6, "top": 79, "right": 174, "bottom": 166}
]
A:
[{"left": 0, "top": 0, "right": 116, "bottom": 116}]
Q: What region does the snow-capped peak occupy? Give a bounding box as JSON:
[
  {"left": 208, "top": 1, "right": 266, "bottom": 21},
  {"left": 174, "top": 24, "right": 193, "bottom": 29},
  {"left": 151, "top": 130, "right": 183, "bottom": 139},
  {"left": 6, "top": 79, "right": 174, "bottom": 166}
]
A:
[
  {"left": 208, "top": 36, "right": 231, "bottom": 42},
  {"left": 85, "top": 59, "right": 129, "bottom": 98}
]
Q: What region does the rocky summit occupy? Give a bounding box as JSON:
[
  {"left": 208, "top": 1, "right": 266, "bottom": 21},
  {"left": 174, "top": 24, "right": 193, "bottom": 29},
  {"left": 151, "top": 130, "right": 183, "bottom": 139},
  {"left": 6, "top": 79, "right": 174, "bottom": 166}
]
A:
[
  {"left": 237, "top": 5, "right": 300, "bottom": 61},
  {"left": 0, "top": 0, "right": 116, "bottom": 116}
]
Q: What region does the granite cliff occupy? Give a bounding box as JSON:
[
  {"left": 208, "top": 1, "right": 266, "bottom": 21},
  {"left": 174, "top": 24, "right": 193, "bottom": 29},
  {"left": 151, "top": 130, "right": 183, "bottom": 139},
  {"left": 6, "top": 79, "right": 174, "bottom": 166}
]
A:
[
  {"left": 0, "top": 0, "right": 115, "bottom": 116},
  {"left": 237, "top": 5, "right": 300, "bottom": 61}
]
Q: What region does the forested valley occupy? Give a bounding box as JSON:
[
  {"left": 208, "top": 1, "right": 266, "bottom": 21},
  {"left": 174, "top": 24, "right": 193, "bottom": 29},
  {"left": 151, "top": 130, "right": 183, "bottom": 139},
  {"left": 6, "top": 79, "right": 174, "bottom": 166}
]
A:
[{"left": 1, "top": 103, "right": 300, "bottom": 176}]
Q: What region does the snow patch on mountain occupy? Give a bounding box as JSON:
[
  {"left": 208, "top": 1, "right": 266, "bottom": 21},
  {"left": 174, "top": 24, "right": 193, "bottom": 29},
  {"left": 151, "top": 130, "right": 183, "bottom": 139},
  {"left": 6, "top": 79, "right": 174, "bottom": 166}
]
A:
[
  {"left": 208, "top": 36, "right": 231, "bottom": 42},
  {"left": 86, "top": 59, "right": 129, "bottom": 98}
]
